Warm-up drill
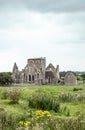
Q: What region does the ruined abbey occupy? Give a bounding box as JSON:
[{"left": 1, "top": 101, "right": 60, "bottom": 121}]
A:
[{"left": 12, "top": 57, "right": 60, "bottom": 85}]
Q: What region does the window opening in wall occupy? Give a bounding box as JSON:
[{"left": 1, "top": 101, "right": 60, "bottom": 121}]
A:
[
  {"left": 29, "top": 75, "right": 31, "bottom": 81},
  {"left": 32, "top": 75, "right": 34, "bottom": 81}
]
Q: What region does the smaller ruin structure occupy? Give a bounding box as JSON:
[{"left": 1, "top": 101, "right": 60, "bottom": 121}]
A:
[
  {"left": 12, "top": 57, "right": 60, "bottom": 85},
  {"left": 64, "top": 72, "right": 77, "bottom": 86}
]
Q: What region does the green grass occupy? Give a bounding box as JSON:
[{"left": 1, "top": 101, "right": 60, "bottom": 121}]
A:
[{"left": 0, "top": 85, "right": 85, "bottom": 118}]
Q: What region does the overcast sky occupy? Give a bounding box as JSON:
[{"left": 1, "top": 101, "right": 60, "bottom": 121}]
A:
[{"left": 0, "top": 0, "right": 85, "bottom": 72}]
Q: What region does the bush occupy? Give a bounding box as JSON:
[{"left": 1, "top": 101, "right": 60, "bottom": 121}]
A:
[
  {"left": 6, "top": 113, "right": 19, "bottom": 130},
  {"left": 0, "top": 110, "right": 19, "bottom": 130},
  {"left": 60, "top": 105, "right": 70, "bottom": 116},
  {"left": 8, "top": 89, "right": 21, "bottom": 104},
  {"left": 28, "top": 92, "right": 60, "bottom": 112},
  {"left": 59, "top": 93, "right": 74, "bottom": 102},
  {"left": 1, "top": 90, "right": 9, "bottom": 99},
  {"left": 73, "top": 87, "right": 83, "bottom": 91},
  {"left": 59, "top": 92, "right": 85, "bottom": 103},
  {"left": 74, "top": 93, "right": 85, "bottom": 102},
  {"left": 29, "top": 113, "right": 85, "bottom": 130},
  {"left": 58, "top": 114, "right": 85, "bottom": 130}
]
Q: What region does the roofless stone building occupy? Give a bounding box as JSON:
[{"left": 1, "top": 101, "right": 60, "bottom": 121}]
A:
[
  {"left": 12, "top": 57, "right": 60, "bottom": 85},
  {"left": 64, "top": 72, "right": 77, "bottom": 86}
]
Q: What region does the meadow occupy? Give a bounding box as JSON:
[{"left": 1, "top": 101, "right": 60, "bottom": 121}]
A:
[{"left": 0, "top": 85, "right": 85, "bottom": 130}]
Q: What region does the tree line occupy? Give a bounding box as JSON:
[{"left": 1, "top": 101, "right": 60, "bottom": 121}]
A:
[{"left": 0, "top": 71, "right": 85, "bottom": 86}]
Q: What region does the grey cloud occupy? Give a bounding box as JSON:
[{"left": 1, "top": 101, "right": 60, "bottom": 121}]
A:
[
  {"left": 0, "top": 0, "right": 85, "bottom": 13},
  {"left": 24, "top": 0, "right": 85, "bottom": 13}
]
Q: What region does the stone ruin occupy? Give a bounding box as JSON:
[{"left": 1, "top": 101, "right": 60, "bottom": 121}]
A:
[
  {"left": 12, "top": 57, "right": 78, "bottom": 86},
  {"left": 64, "top": 72, "right": 77, "bottom": 86},
  {"left": 12, "top": 57, "right": 60, "bottom": 85}
]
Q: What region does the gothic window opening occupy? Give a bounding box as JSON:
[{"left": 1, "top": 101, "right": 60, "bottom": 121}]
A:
[
  {"left": 32, "top": 75, "right": 34, "bottom": 81},
  {"left": 29, "top": 75, "right": 31, "bottom": 81}
]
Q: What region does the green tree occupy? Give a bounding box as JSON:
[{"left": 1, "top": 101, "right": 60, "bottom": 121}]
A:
[
  {"left": 81, "top": 73, "right": 85, "bottom": 83},
  {"left": 77, "top": 75, "right": 82, "bottom": 81},
  {"left": 0, "top": 72, "right": 14, "bottom": 85}
]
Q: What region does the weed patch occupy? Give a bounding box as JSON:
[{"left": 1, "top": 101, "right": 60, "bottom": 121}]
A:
[{"left": 28, "top": 92, "right": 60, "bottom": 112}]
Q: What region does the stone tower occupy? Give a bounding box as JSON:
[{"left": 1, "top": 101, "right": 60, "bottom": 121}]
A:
[{"left": 26, "top": 57, "right": 46, "bottom": 84}]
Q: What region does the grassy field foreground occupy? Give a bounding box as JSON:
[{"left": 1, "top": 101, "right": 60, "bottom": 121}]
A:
[{"left": 0, "top": 85, "right": 85, "bottom": 130}]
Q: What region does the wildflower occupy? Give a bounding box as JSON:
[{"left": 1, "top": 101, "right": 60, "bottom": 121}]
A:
[
  {"left": 24, "top": 121, "right": 31, "bottom": 128},
  {"left": 19, "top": 120, "right": 31, "bottom": 128},
  {"left": 35, "top": 110, "right": 51, "bottom": 119},
  {"left": 19, "top": 121, "right": 23, "bottom": 125}
]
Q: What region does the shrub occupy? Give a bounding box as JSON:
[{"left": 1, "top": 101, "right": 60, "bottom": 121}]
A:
[
  {"left": 60, "top": 105, "right": 70, "bottom": 116},
  {"left": 73, "top": 87, "right": 83, "bottom": 91},
  {"left": 58, "top": 114, "right": 85, "bottom": 130},
  {"left": 59, "top": 93, "right": 74, "bottom": 102},
  {"left": 1, "top": 90, "right": 9, "bottom": 99},
  {"left": 28, "top": 92, "right": 60, "bottom": 112},
  {"left": 8, "top": 89, "right": 21, "bottom": 104},
  {"left": 59, "top": 92, "right": 85, "bottom": 103},
  {"left": 0, "top": 107, "right": 7, "bottom": 130},
  {"left": 0, "top": 112, "right": 19, "bottom": 130},
  {"left": 6, "top": 113, "right": 19, "bottom": 130},
  {"left": 30, "top": 114, "right": 85, "bottom": 130},
  {"left": 74, "top": 93, "right": 85, "bottom": 102}
]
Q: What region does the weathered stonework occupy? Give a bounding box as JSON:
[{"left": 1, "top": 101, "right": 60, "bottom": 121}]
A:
[
  {"left": 12, "top": 57, "right": 60, "bottom": 85},
  {"left": 45, "top": 64, "right": 59, "bottom": 84},
  {"left": 64, "top": 72, "right": 77, "bottom": 86}
]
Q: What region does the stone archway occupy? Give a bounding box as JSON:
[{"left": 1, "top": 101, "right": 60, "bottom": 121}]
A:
[{"left": 45, "top": 71, "right": 54, "bottom": 84}]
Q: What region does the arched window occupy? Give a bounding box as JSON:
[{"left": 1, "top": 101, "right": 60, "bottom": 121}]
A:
[
  {"left": 32, "top": 75, "right": 34, "bottom": 81},
  {"left": 29, "top": 75, "right": 31, "bottom": 81}
]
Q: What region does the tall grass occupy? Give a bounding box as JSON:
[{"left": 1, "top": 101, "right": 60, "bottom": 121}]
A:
[
  {"left": 28, "top": 91, "right": 60, "bottom": 112},
  {"left": 0, "top": 85, "right": 85, "bottom": 129}
]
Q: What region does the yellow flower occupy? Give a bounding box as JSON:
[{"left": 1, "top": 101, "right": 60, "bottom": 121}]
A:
[
  {"left": 35, "top": 110, "right": 51, "bottom": 119},
  {"left": 24, "top": 121, "right": 31, "bottom": 127},
  {"left": 19, "top": 121, "right": 23, "bottom": 125},
  {"left": 47, "top": 114, "right": 51, "bottom": 117},
  {"left": 19, "top": 120, "right": 31, "bottom": 128},
  {"left": 43, "top": 111, "right": 51, "bottom": 117}
]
